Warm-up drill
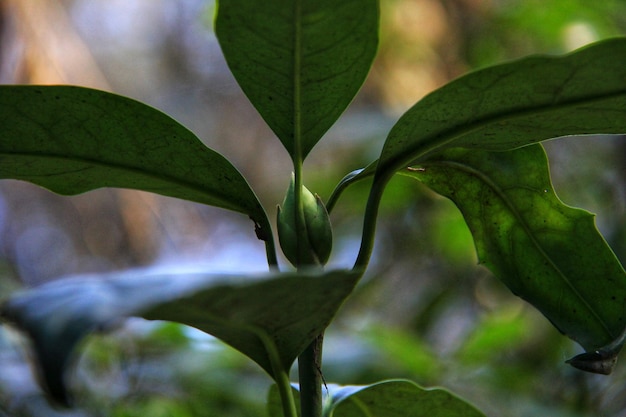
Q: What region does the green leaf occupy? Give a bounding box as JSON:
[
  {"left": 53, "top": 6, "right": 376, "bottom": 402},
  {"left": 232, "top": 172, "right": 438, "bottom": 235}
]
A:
[
  {"left": 377, "top": 37, "right": 626, "bottom": 178},
  {"left": 267, "top": 380, "right": 485, "bottom": 417},
  {"left": 0, "top": 269, "right": 359, "bottom": 406},
  {"left": 215, "top": 0, "right": 379, "bottom": 160},
  {"left": 406, "top": 144, "right": 626, "bottom": 362},
  {"left": 327, "top": 380, "right": 485, "bottom": 417},
  {"left": 0, "top": 85, "right": 269, "bottom": 231}
]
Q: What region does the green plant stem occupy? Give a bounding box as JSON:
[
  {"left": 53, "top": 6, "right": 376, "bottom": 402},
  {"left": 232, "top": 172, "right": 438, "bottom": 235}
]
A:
[
  {"left": 353, "top": 172, "right": 391, "bottom": 271},
  {"left": 258, "top": 216, "right": 279, "bottom": 269},
  {"left": 291, "top": 0, "right": 307, "bottom": 267},
  {"left": 249, "top": 196, "right": 278, "bottom": 269},
  {"left": 291, "top": 2, "right": 324, "bottom": 415},
  {"left": 265, "top": 240, "right": 279, "bottom": 270},
  {"left": 274, "top": 366, "right": 299, "bottom": 417},
  {"left": 326, "top": 161, "right": 377, "bottom": 214},
  {"left": 298, "top": 333, "right": 324, "bottom": 417},
  {"left": 250, "top": 326, "right": 298, "bottom": 417},
  {"left": 301, "top": 168, "right": 389, "bottom": 417}
]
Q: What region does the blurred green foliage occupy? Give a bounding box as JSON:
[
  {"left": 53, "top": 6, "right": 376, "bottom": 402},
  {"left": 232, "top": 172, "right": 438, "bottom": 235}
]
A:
[
  {"left": 464, "top": 0, "right": 626, "bottom": 65},
  {"left": 0, "top": 0, "right": 624, "bottom": 416}
]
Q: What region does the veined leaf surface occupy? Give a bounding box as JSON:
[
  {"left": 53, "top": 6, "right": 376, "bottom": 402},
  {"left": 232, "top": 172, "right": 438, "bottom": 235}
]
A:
[
  {"left": 0, "top": 269, "right": 359, "bottom": 406},
  {"left": 215, "top": 0, "right": 378, "bottom": 160},
  {"left": 267, "top": 380, "right": 486, "bottom": 417},
  {"left": 328, "top": 380, "right": 485, "bottom": 417},
  {"left": 0, "top": 86, "right": 269, "bottom": 233},
  {"left": 406, "top": 145, "right": 626, "bottom": 357},
  {"left": 377, "top": 38, "right": 626, "bottom": 178}
]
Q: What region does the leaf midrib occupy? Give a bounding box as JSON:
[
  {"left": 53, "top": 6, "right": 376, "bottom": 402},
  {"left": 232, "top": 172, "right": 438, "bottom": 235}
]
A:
[
  {"left": 292, "top": 0, "right": 303, "bottom": 162},
  {"left": 423, "top": 159, "right": 615, "bottom": 340},
  {"left": 385, "top": 87, "right": 626, "bottom": 176},
  {"left": 0, "top": 150, "right": 249, "bottom": 215}
]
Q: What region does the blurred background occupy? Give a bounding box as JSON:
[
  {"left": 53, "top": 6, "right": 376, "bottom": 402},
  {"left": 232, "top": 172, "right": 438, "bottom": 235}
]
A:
[{"left": 0, "top": 0, "right": 625, "bottom": 416}]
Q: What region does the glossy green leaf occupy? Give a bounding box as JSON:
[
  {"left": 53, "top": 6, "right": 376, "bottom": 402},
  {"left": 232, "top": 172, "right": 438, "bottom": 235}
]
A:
[
  {"left": 406, "top": 145, "right": 626, "bottom": 362},
  {"left": 267, "top": 380, "right": 485, "bottom": 417},
  {"left": 377, "top": 38, "right": 626, "bottom": 178},
  {"left": 0, "top": 85, "right": 270, "bottom": 233},
  {"left": 0, "top": 269, "right": 359, "bottom": 406},
  {"left": 215, "top": 0, "right": 379, "bottom": 160}
]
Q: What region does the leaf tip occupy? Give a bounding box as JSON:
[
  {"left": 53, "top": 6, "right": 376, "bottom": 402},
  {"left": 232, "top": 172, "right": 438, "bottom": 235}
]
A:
[{"left": 566, "top": 349, "right": 618, "bottom": 375}]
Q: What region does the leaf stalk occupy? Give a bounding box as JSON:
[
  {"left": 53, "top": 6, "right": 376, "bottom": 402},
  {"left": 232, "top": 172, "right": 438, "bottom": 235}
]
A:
[{"left": 353, "top": 172, "right": 392, "bottom": 271}]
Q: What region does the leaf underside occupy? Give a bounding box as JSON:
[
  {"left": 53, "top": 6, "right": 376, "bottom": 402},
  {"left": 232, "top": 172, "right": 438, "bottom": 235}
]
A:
[
  {"left": 407, "top": 144, "right": 626, "bottom": 354},
  {"left": 328, "top": 380, "right": 486, "bottom": 417},
  {"left": 0, "top": 86, "right": 268, "bottom": 229},
  {"left": 215, "top": 0, "right": 379, "bottom": 159},
  {"left": 0, "top": 269, "right": 359, "bottom": 406},
  {"left": 330, "top": 39, "right": 626, "bottom": 211},
  {"left": 267, "top": 380, "right": 486, "bottom": 417},
  {"left": 377, "top": 37, "right": 626, "bottom": 178}
]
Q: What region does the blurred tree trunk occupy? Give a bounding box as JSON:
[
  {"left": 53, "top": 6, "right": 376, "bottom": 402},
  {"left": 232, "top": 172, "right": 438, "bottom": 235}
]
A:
[{"left": 2, "top": 0, "right": 109, "bottom": 87}]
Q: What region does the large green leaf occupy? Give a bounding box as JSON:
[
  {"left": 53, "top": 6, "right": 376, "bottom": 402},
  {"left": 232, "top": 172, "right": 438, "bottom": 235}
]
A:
[
  {"left": 215, "top": 0, "right": 379, "bottom": 160},
  {"left": 377, "top": 37, "right": 626, "bottom": 178},
  {"left": 327, "top": 380, "right": 485, "bottom": 417},
  {"left": 267, "top": 380, "right": 486, "bottom": 417},
  {"left": 0, "top": 85, "right": 270, "bottom": 234},
  {"left": 0, "top": 269, "right": 359, "bottom": 406},
  {"left": 405, "top": 145, "right": 626, "bottom": 366}
]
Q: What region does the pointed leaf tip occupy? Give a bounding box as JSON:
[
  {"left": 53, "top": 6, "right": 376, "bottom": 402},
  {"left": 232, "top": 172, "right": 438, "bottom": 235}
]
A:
[
  {"left": 567, "top": 324, "right": 626, "bottom": 374},
  {"left": 566, "top": 350, "right": 618, "bottom": 375},
  {"left": 216, "top": 0, "right": 379, "bottom": 159}
]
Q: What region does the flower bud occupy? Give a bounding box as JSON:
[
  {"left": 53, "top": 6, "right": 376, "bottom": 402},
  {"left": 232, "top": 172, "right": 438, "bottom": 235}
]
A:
[{"left": 277, "top": 175, "right": 332, "bottom": 266}]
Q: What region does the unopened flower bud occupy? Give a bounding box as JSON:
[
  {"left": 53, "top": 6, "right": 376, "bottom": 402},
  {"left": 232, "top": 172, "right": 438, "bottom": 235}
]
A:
[{"left": 277, "top": 175, "right": 332, "bottom": 266}]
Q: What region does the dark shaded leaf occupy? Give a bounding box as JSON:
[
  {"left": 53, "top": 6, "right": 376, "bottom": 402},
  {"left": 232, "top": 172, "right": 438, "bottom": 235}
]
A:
[
  {"left": 406, "top": 145, "right": 626, "bottom": 363},
  {"left": 377, "top": 38, "right": 626, "bottom": 178},
  {"left": 566, "top": 349, "right": 618, "bottom": 375},
  {"left": 267, "top": 380, "right": 485, "bottom": 417},
  {"left": 0, "top": 269, "right": 359, "bottom": 406},
  {"left": 215, "top": 0, "right": 379, "bottom": 160},
  {"left": 566, "top": 326, "right": 626, "bottom": 374},
  {"left": 0, "top": 86, "right": 269, "bottom": 231},
  {"left": 327, "top": 380, "right": 485, "bottom": 417}
]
